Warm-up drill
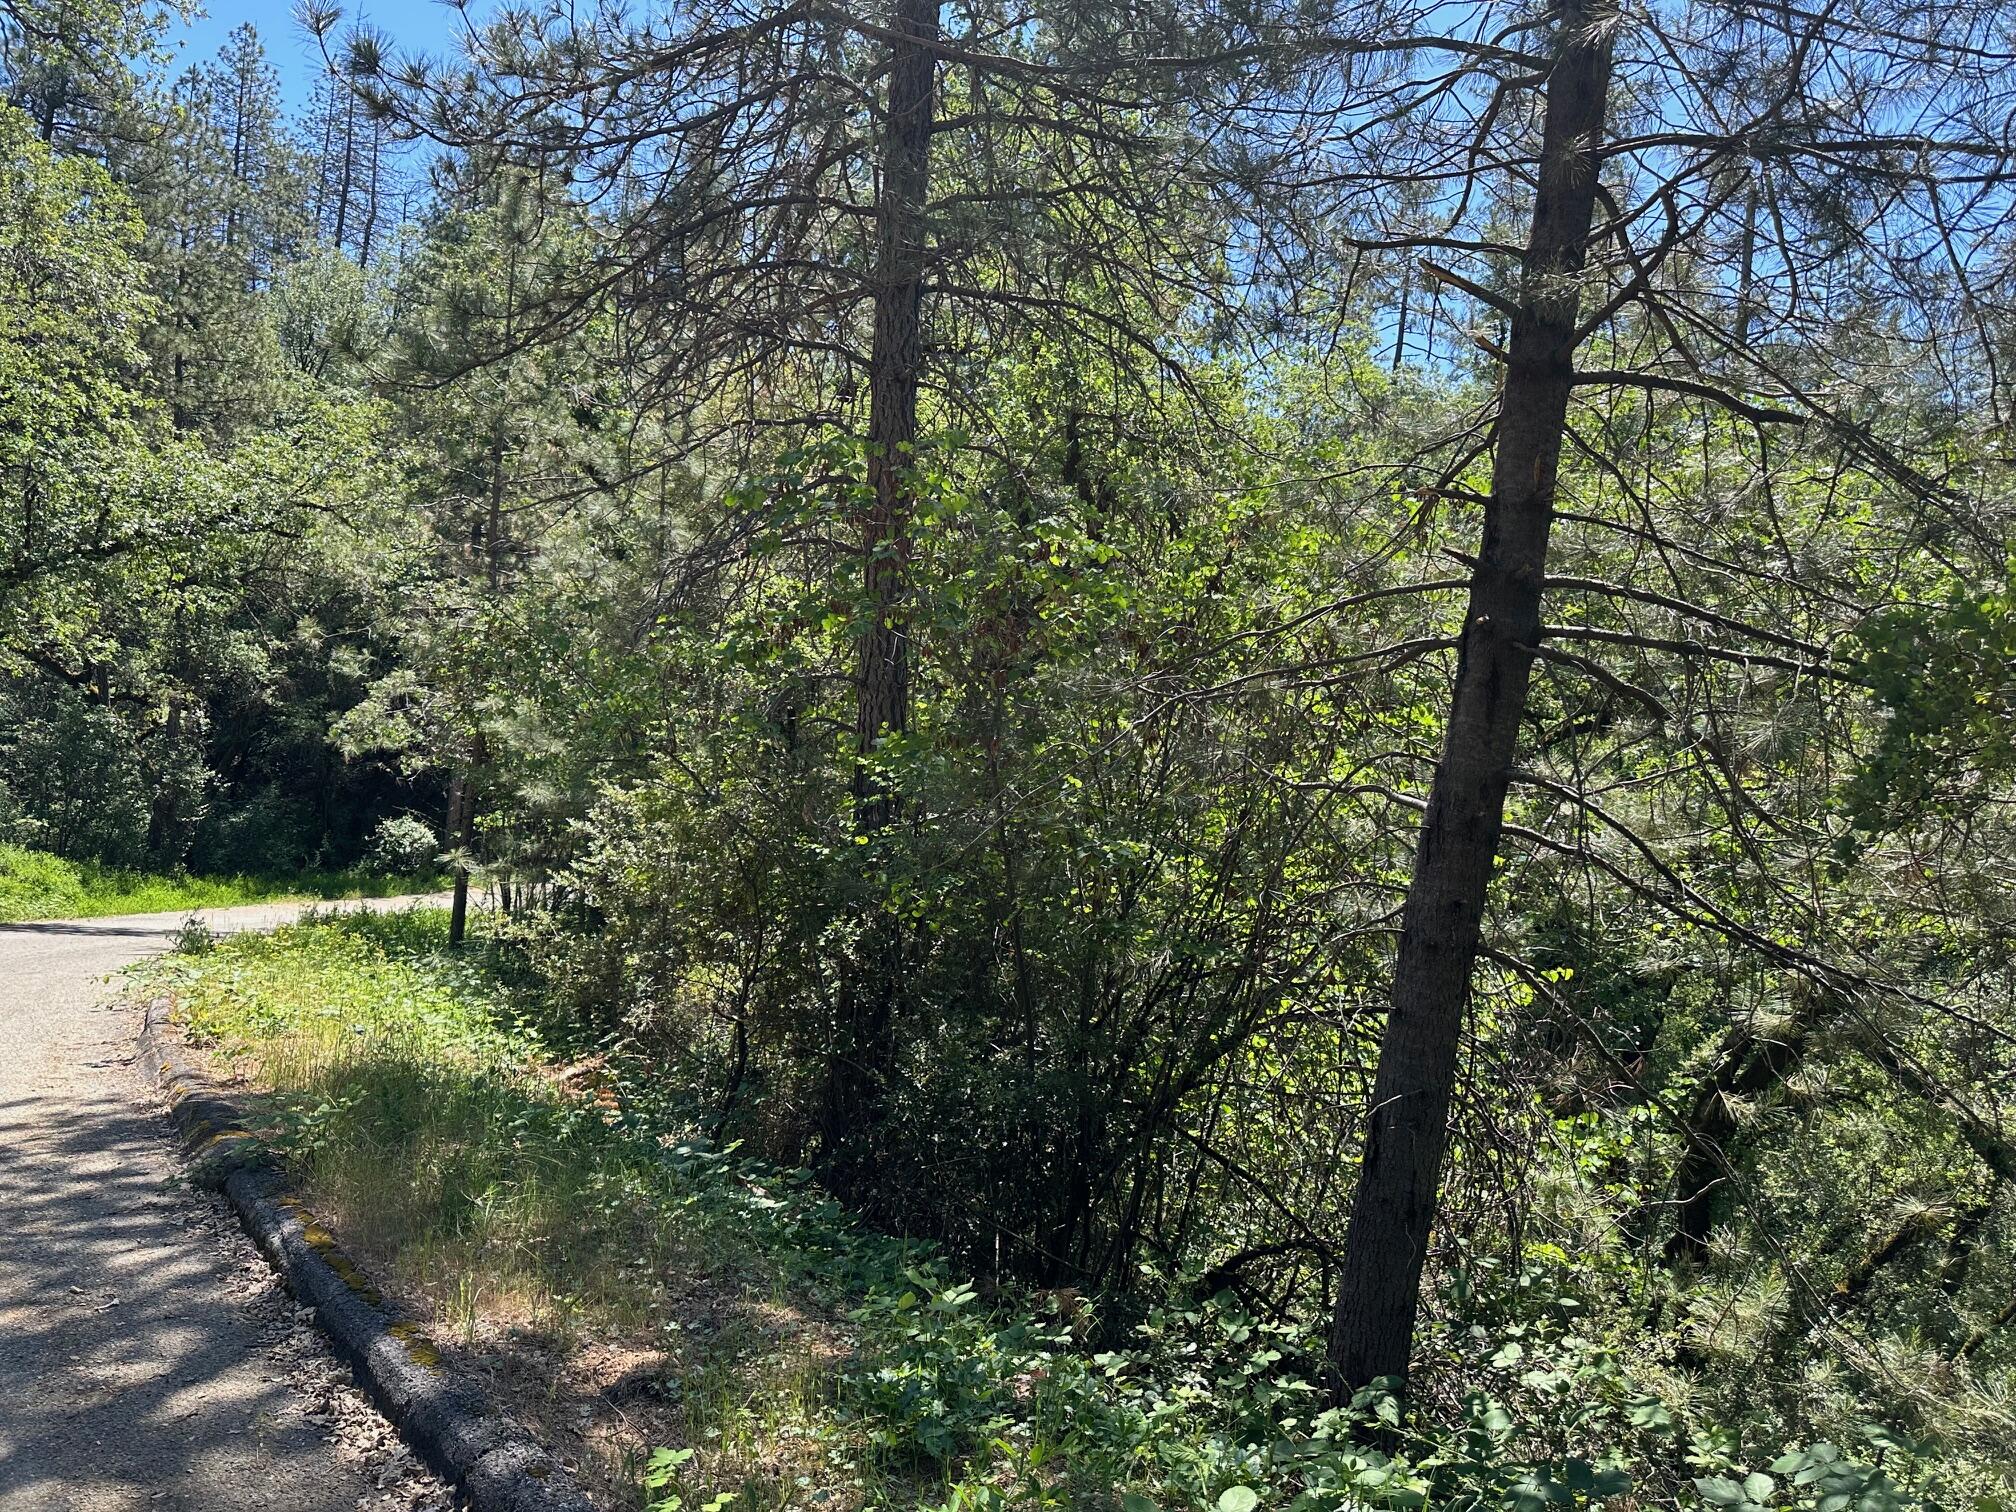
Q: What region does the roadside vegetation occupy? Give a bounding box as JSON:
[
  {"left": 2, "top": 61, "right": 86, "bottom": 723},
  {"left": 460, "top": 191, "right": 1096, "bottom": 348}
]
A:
[
  {"left": 0, "top": 842, "right": 439, "bottom": 924},
  {"left": 141, "top": 912, "right": 1960, "bottom": 1512}
]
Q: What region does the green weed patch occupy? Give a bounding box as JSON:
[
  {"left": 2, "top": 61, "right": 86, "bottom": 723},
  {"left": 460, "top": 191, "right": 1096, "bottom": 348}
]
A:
[{"left": 0, "top": 842, "right": 439, "bottom": 923}]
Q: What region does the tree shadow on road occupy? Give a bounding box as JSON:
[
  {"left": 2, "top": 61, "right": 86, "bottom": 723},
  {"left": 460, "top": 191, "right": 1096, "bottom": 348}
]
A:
[{"left": 0, "top": 1084, "right": 371, "bottom": 1512}]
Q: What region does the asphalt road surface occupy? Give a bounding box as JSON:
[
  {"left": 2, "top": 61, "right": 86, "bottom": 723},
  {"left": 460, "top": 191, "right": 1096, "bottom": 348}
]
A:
[{"left": 0, "top": 898, "right": 452, "bottom": 1512}]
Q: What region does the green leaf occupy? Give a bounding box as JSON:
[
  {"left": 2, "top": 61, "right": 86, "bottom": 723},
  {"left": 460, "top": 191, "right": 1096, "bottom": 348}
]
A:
[
  {"left": 1629, "top": 1395, "right": 1675, "bottom": 1430},
  {"left": 642, "top": 1445, "right": 695, "bottom": 1491},
  {"left": 1697, "top": 1477, "right": 1751, "bottom": 1507},
  {"left": 1218, "top": 1489, "right": 1261, "bottom": 1512},
  {"left": 1593, "top": 1468, "right": 1633, "bottom": 1497}
]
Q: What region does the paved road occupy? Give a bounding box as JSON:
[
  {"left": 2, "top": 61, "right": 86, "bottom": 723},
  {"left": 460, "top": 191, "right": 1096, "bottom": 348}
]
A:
[{"left": 0, "top": 898, "right": 450, "bottom": 1512}]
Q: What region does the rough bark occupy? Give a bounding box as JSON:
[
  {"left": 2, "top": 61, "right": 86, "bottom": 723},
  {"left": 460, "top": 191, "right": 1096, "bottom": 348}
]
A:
[
  {"left": 853, "top": 0, "right": 938, "bottom": 830},
  {"left": 1326, "top": 0, "right": 1616, "bottom": 1398},
  {"left": 823, "top": 0, "right": 940, "bottom": 1183}
]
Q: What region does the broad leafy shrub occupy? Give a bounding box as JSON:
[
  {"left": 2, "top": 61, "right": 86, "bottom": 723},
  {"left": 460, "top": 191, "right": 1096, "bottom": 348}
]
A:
[
  {"left": 364, "top": 814, "right": 442, "bottom": 876},
  {"left": 0, "top": 685, "right": 158, "bottom": 866}
]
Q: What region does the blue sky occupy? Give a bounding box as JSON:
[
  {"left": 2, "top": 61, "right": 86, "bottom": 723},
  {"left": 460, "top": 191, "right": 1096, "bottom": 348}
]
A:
[{"left": 162, "top": 2, "right": 486, "bottom": 115}]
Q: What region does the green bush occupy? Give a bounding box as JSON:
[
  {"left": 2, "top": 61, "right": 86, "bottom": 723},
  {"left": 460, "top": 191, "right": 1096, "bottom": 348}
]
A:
[
  {"left": 0, "top": 685, "right": 159, "bottom": 866},
  {"left": 364, "top": 814, "right": 442, "bottom": 875},
  {"left": 0, "top": 843, "right": 86, "bottom": 921}
]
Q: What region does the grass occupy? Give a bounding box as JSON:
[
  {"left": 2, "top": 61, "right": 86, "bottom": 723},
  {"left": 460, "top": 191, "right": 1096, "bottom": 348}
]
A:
[
  {"left": 0, "top": 841, "right": 440, "bottom": 923},
  {"left": 142, "top": 911, "right": 937, "bottom": 1507},
  {"left": 131, "top": 912, "right": 1931, "bottom": 1512}
]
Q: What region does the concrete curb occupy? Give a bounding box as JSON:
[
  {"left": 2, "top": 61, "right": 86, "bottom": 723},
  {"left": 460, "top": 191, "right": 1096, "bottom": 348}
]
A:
[{"left": 139, "top": 999, "right": 599, "bottom": 1512}]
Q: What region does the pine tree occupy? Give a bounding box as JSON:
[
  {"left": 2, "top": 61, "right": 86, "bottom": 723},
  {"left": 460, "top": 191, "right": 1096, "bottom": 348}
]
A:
[
  {"left": 206, "top": 24, "right": 304, "bottom": 276},
  {"left": 306, "top": 64, "right": 398, "bottom": 264},
  {"left": 335, "top": 0, "right": 1243, "bottom": 1181},
  {"left": 119, "top": 25, "right": 316, "bottom": 437},
  {"left": 0, "top": 0, "right": 158, "bottom": 156},
  {"left": 128, "top": 57, "right": 281, "bottom": 436}
]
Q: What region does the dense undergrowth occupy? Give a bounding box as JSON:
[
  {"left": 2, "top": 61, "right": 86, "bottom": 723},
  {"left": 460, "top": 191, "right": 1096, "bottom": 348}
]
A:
[
  {"left": 138, "top": 911, "right": 1947, "bottom": 1512},
  {"left": 0, "top": 842, "right": 439, "bottom": 923}
]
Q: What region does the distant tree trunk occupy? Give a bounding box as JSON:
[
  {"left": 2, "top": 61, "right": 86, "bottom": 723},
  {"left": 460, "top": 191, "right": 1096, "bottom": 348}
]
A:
[
  {"left": 225, "top": 85, "right": 247, "bottom": 249},
  {"left": 1735, "top": 176, "right": 1761, "bottom": 350},
  {"left": 1939, "top": 1189, "right": 1999, "bottom": 1297},
  {"left": 1829, "top": 1205, "right": 1949, "bottom": 1312},
  {"left": 1327, "top": 0, "right": 1616, "bottom": 1399},
  {"left": 1955, "top": 1297, "right": 2016, "bottom": 1362},
  {"left": 359, "top": 114, "right": 384, "bottom": 265},
  {"left": 332, "top": 87, "right": 357, "bottom": 254},
  {"left": 486, "top": 416, "right": 507, "bottom": 590},
  {"left": 145, "top": 696, "right": 186, "bottom": 861},
  {"left": 1391, "top": 261, "right": 1411, "bottom": 372},
  {"left": 1857, "top": 1029, "right": 2016, "bottom": 1185},
  {"left": 313, "top": 78, "right": 337, "bottom": 234},
  {"left": 445, "top": 770, "right": 471, "bottom": 947},
  {"left": 1660, "top": 1006, "right": 1819, "bottom": 1263},
  {"left": 1650, "top": 988, "right": 2016, "bottom": 1267}
]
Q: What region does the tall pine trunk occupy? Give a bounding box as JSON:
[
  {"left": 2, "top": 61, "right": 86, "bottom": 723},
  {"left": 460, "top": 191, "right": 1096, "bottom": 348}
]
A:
[
  {"left": 1328, "top": 0, "right": 1616, "bottom": 1396},
  {"left": 332, "top": 89, "right": 357, "bottom": 253},
  {"left": 854, "top": 0, "right": 938, "bottom": 827},
  {"left": 824, "top": 0, "right": 940, "bottom": 1180}
]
